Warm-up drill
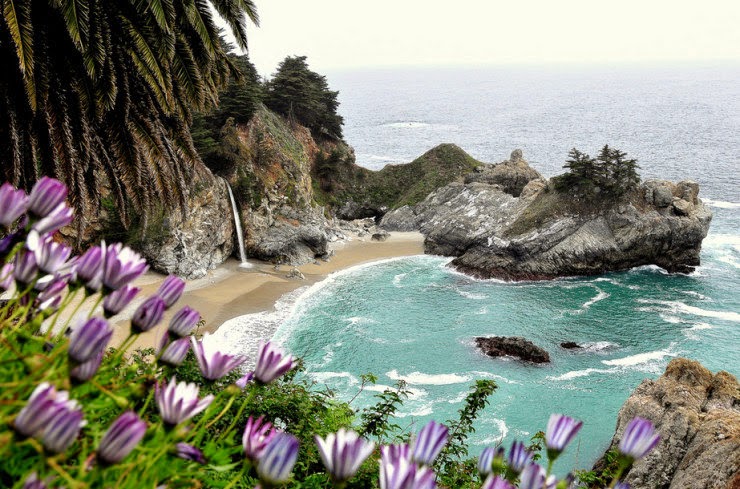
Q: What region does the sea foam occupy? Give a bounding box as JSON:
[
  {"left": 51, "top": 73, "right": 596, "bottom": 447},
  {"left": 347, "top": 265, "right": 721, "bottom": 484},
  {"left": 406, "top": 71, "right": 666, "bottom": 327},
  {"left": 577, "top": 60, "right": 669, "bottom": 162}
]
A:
[{"left": 386, "top": 369, "right": 471, "bottom": 385}]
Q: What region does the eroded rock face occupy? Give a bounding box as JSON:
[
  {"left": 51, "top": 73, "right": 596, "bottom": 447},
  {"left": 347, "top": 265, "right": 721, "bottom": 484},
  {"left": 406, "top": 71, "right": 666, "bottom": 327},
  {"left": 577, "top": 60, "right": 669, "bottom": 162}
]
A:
[
  {"left": 597, "top": 358, "right": 740, "bottom": 489},
  {"left": 382, "top": 154, "right": 712, "bottom": 279},
  {"left": 464, "top": 149, "right": 543, "bottom": 197},
  {"left": 140, "top": 164, "right": 234, "bottom": 278},
  {"left": 475, "top": 336, "right": 550, "bottom": 363},
  {"left": 230, "top": 106, "right": 334, "bottom": 265}
]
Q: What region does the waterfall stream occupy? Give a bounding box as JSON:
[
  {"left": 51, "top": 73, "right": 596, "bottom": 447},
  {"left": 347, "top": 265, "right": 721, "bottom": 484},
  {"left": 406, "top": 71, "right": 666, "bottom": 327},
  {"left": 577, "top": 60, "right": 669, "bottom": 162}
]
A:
[{"left": 225, "top": 181, "right": 250, "bottom": 267}]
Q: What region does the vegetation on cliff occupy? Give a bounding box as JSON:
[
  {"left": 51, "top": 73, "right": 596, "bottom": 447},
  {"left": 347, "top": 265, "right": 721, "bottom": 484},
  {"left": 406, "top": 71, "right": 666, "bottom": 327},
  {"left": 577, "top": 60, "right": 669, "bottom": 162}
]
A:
[
  {"left": 553, "top": 146, "right": 640, "bottom": 199},
  {"left": 314, "top": 143, "right": 483, "bottom": 213}
]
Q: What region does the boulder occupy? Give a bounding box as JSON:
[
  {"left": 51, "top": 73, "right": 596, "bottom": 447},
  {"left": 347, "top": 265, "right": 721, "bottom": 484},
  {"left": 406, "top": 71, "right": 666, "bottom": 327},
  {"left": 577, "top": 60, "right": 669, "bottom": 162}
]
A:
[
  {"left": 595, "top": 358, "right": 740, "bottom": 489},
  {"left": 372, "top": 230, "right": 390, "bottom": 242},
  {"left": 560, "top": 342, "right": 582, "bottom": 349},
  {"left": 475, "top": 336, "right": 550, "bottom": 363},
  {"left": 464, "top": 150, "right": 543, "bottom": 197}
]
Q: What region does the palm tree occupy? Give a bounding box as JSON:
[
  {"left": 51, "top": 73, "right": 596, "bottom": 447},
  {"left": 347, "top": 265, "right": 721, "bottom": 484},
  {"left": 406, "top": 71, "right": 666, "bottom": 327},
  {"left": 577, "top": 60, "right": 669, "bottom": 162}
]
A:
[{"left": 0, "top": 0, "right": 258, "bottom": 238}]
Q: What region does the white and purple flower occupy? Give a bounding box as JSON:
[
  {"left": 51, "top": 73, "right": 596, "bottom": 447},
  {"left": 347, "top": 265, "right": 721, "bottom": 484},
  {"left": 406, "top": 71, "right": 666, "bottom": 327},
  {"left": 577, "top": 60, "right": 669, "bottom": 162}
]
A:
[
  {"left": 103, "top": 285, "right": 140, "bottom": 318},
  {"left": 481, "top": 475, "right": 515, "bottom": 489},
  {"left": 0, "top": 182, "right": 29, "bottom": 228},
  {"left": 155, "top": 377, "right": 213, "bottom": 426},
  {"left": 157, "top": 275, "right": 186, "bottom": 308},
  {"left": 253, "top": 340, "right": 296, "bottom": 384},
  {"left": 102, "top": 243, "right": 148, "bottom": 291},
  {"left": 315, "top": 428, "right": 375, "bottom": 483},
  {"left": 168, "top": 306, "right": 200, "bottom": 337},
  {"left": 242, "top": 415, "right": 276, "bottom": 461},
  {"left": 255, "top": 432, "right": 299, "bottom": 486},
  {"left": 507, "top": 440, "right": 533, "bottom": 474},
  {"left": 191, "top": 333, "right": 246, "bottom": 380},
  {"left": 619, "top": 417, "right": 660, "bottom": 461},
  {"left": 131, "top": 295, "right": 166, "bottom": 333},
  {"left": 545, "top": 414, "right": 583, "bottom": 456},
  {"left": 68, "top": 317, "right": 113, "bottom": 364},
  {"left": 411, "top": 420, "right": 448, "bottom": 466},
  {"left": 97, "top": 411, "right": 147, "bottom": 464},
  {"left": 28, "top": 177, "right": 68, "bottom": 218}
]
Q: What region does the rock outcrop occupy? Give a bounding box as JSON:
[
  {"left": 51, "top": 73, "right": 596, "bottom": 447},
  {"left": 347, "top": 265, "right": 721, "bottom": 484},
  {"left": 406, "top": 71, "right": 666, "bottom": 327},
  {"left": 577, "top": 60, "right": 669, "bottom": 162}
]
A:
[
  {"left": 140, "top": 164, "right": 234, "bottom": 278},
  {"left": 464, "top": 149, "right": 543, "bottom": 197},
  {"left": 475, "top": 336, "right": 551, "bottom": 363},
  {"left": 597, "top": 358, "right": 740, "bottom": 489},
  {"left": 229, "top": 106, "right": 336, "bottom": 265},
  {"left": 381, "top": 150, "right": 712, "bottom": 279}
]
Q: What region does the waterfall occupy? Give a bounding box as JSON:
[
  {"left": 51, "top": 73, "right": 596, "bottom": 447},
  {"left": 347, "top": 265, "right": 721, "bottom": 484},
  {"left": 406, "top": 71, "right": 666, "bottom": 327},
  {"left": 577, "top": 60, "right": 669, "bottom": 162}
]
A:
[{"left": 225, "top": 181, "right": 250, "bottom": 267}]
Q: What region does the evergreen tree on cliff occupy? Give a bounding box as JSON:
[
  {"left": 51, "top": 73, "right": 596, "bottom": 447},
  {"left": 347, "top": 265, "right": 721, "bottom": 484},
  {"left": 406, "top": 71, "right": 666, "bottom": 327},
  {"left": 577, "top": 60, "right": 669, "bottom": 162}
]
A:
[
  {"left": 554, "top": 146, "right": 640, "bottom": 198},
  {"left": 0, "top": 0, "right": 258, "bottom": 229},
  {"left": 264, "top": 56, "right": 344, "bottom": 140}
]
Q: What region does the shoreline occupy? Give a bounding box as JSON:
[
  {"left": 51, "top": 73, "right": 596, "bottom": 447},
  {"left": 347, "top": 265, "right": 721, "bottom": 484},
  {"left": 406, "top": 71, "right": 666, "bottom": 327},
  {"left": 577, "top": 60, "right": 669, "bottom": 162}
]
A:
[{"left": 113, "top": 232, "right": 425, "bottom": 351}]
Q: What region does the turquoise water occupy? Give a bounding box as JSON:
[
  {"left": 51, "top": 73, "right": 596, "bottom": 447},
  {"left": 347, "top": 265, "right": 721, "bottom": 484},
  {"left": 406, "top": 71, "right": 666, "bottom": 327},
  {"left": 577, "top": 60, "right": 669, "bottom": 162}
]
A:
[{"left": 222, "top": 64, "right": 739, "bottom": 472}]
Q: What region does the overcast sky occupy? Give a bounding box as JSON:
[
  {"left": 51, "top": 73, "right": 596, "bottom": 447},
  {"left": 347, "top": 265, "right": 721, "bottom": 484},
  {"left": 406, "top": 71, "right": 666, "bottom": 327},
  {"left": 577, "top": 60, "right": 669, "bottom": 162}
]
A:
[{"left": 236, "top": 0, "right": 740, "bottom": 76}]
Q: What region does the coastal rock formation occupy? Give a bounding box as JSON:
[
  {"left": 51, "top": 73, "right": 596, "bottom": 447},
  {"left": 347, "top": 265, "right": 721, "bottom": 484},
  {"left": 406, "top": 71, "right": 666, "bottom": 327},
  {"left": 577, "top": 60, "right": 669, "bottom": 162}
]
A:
[
  {"left": 560, "top": 342, "right": 582, "bottom": 349},
  {"left": 381, "top": 151, "right": 712, "bottom": 279},
  {"left": 229, "top": 106, "right": 335, "bottom": 265},
  {"left": 464, "top": 149, "right": 543, "bottom": 197},
  {"left": 140, "top": 164, "right": 234, "bottom": 278},
  {"left": 597, "top": 358, "right": 740, "bottom": 489},
  {"left": 475, "top": 336, "right": 550, "bottom": 363}
]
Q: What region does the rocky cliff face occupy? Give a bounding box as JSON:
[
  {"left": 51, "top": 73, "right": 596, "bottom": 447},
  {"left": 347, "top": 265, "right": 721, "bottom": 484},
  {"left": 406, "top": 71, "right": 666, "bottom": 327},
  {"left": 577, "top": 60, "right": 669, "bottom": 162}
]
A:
[
  {"left": 381, "top": 150, "right": 712, "bottom": 279},
  {"left": 140, "top": 163, "right": 234, "bottom": 278},
  {"left": 229, "top": 106, "right": 336, "bottom": 265},
  {"left": 598, "top": 358, "right": 740, "bottom": 489}
]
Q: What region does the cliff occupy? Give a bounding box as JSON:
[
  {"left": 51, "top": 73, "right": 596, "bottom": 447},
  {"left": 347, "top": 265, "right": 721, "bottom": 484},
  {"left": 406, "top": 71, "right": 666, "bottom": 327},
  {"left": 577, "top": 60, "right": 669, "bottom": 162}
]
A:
[
  {"left": 382, "top": 150, "right": 712, "bottom": 279},
  {"left": 597, "top": 358, "right": 740, "bottom": 488}
]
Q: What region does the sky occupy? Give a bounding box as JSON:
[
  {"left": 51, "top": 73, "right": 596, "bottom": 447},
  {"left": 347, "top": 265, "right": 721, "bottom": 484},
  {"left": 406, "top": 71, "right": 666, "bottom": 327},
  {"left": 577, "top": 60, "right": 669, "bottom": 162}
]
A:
[{"left": 233, "top": 0, "right": 740, "bottom": 76}]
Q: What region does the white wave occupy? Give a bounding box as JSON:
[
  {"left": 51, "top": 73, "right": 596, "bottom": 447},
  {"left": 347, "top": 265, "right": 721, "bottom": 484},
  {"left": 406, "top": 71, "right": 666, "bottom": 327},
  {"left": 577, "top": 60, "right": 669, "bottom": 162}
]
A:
[
  {"left": 474, "top": 419, "right": 508, "bottom": 444},
  {"left": 582, "top": 289, "right": 609, "bottom": 309},
  {"left": 702, "top": 234, "right": 740, "bottom": 250},
  {"left": 581, "top": 341, "right": 618, "bottom": 352},
  {"left": 702, "top": 198, "right": 740, "bottom": 209},
  {"left": 547, "top": 367, "right": 616, "bottom": 381},
  {"left": 447, "top": 392, "right": 468, "bottom": 404},
  {"left": 310, "top": 371, "right": 358, "bottom": 385},
  {"left": 469, "top": 371, "right": 521, "bottom": 385},
  {"left": 382, "top": 121, "right": 430, "bottom": 128},
  {"left": 392, "top": 272, "right": 408, "bottom": 287},
  {"left": 476, "top": 306, "right": 488, "bottom": 315},
  {"left": 659, "top": 314, "right": 684, "bottom": 324},
  {"left": 345, "top": 316, "right": 375, "bottom": 325},
  {"left": 602, "top": 348, "right": 676, "bottom": 367},
  {"left": 681, "top": 290, "right": 711, "bottom": 300},
  {"left": 638, "top": 299, "right": 740, "bottom": 322},
  {"left": 688, "top": 322, "right": 713, "bottom": 330},
  {"left": 396, "top": 402, "right": 435, "bottom": 418},
  {"left": 364, "top": 384, "right": 427, "bottom": 400},
  {"left": 457, "top": 290, "right": 488, "bottom": 300},
  {"left": 717, "top": 254, "right": 740, "bottom": 269},
  {"left": 386, "top": 369, "right": 471, "bottom": 385}
]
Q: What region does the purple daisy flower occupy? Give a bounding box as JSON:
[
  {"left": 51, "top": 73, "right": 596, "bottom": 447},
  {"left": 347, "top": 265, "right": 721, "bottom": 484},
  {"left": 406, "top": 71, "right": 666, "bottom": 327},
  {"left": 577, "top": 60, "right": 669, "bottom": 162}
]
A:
[
  {"left": 545, "top": 414, "right": 583, "bottom": 455},
  {"left": 98, "top": 411, "right": 147, "bottom": 464},
  {"left": 411, "top": 420, "right": 448, "bottom": 466},
  {"left": 103, "top": 285, "right": 140, "bottom": 318},
  {"left": 176, "top": 443, "right": 207, "bottom": 464},
  {"left": 73, "top": 245, "right": 104, "bottom": 291},
  {"left": 168, "top": 306, "right": 200, "bottom": 337},
  {"left": 619, "top": 417, "right": 660, "bottom": 460},
  {"left": 191, "top": 334, "right": 247, "bottom": 380},
  {"left": 30, "top": 234, "right": 71, "bottom": 274},
  {"left": 242, "top": 416, "right": 276, "bottom": 461},
  {"left": 519, "top": 463, "right": 547, "bottom": 489},
  {"left": 70, "top": 350, "right": 104, "bottom": 382},
  {"left": 315, "top": 428, "right": 375, "bottom": 483},
  {"left": 0, "top": 263, "right": 14, "bottom": 291},
  {"left": 155, "top": 377, "right": 214, "bottom": 426},
  {"left": 253, "top": 340, "right": 296, "bottom": 384},
  {"left": 32, "top": 203, "right": 73, "bottom": 235},
  {"left": 28, "top": 177, "right": 68, "bottom": 218},
  {"left": 14, "top": 249, "right": 38, "bottom": 287},
  {"left": 0, "top": 182, "right": 29, "bottom": 228},
  {"left": 68, "top": 317, "right": 113, "bottom": 364},
  {"left": 102, "top": 243, "right": 148, "bottom": 291},
  {"left": 481, "top": 475, "right": 515, "bottom": 489},
  {"left": 507, "top": 440, "right": 533, "bottom": 474},
  {"left": 131, "top": 295, "right": 166, "bottom": 333},
  {"left": 157, "top": 275, "right": 186, "bottom": 308},
  {"left": 40, "top": 401, "right": 85, "bottom": 453},
  {"left": 158, "top": 336, "right": 190, "bottom": 367},
  {"left": 255, "top": 432, "right": 299, "bottom": 486}
]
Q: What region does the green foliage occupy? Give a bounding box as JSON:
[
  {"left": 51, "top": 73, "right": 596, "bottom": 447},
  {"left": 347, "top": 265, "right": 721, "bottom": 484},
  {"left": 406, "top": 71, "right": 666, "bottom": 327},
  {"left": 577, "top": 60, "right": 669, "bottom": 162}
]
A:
[
  {"left": 264, "top": 56, "right": 344, "bottom": 140},
  {"left": 359, "top": 380, "right": 412, "bottom": 442},
  {"left": 436, "top": 380, "right": 497, "bottom": 488},
  {"left": 553, "top": 145, "right": 640, "bottom": 199},
  {"left": 575, "top": 447, "right": 622, "bottom": 487}
]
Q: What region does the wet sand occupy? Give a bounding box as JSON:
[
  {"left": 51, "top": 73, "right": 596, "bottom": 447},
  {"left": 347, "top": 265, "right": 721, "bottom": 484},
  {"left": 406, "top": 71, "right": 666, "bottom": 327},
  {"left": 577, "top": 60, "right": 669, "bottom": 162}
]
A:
[{"left": 112, "top": 232, "right": 425, "bottom": 350}]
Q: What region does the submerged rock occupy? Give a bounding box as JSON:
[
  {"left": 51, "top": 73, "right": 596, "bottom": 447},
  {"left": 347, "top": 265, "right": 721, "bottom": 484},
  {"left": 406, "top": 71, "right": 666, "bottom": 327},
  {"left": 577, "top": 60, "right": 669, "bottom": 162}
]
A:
[
  {"left": 560, "top": 342, "right": 582, "bottom": 349},
  {"left": 596, "top": 358, "right": 740, "bottom": 489},
  {"left": 475, "top": 336, "right": 550, "bottom": 363},
  {"left": 382, "top": 151, "right": 712, "bottom": 280}
]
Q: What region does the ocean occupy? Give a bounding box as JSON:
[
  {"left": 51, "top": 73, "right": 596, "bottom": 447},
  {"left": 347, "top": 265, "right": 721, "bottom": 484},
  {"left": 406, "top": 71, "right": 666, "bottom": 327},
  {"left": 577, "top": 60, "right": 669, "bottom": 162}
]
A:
[{"left": 223, "top": 63, "right": 740, "bottom": 472}]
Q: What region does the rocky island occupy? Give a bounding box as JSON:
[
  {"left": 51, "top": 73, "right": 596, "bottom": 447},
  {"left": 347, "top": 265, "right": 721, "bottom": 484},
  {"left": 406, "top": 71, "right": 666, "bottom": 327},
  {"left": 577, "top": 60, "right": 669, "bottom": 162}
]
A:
[{"left": 382, "top": 149, "right": 712, "bottom": 280}]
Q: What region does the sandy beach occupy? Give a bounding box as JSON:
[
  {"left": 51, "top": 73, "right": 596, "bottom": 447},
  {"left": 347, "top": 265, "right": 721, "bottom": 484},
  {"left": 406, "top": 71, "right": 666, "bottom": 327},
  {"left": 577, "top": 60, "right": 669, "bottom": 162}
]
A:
[{"left": 111, "top": 232, "right": 425, "bottom": 351}]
